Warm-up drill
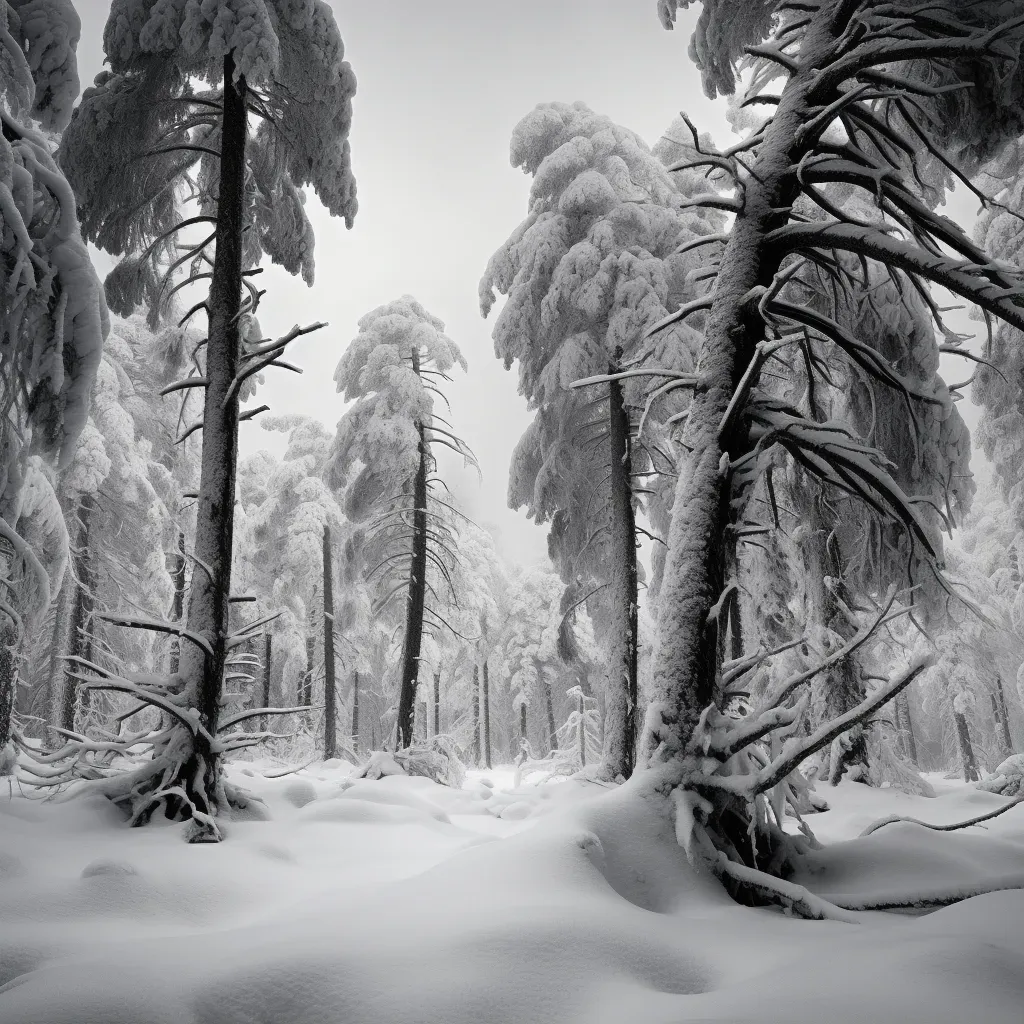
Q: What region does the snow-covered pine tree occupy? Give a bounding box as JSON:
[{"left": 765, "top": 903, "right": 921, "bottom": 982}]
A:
[
  {"left": 633, "top": 0, "right": 1024, "bottom": 909},
  {"left": 331, "top": 296, "right": 475, "bottom": 751},
  {"left": 0, "top": 0, "right": 106, "bottom": 760},
  {"left": 56, "top": 1, "right": 357, "bottom": 838},
  {"left": 481, "top": 101, "right": 717, "bottom": 780}
]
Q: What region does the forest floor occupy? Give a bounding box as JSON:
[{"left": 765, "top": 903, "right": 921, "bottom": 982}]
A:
[{"left": 1, "top": 761, "right": 1023, "bottom": 1023}]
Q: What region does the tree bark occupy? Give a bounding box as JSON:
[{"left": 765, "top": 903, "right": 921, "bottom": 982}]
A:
[
  {"left": 576, "top": 689, "right": 586, "bottom": 768},
  {"left": 898, "top": 688, "right": 918, "bottom": 764},
  {"left": 302, "top": 631, "right": 315, "bottom": 706},
  {"left": 397, "top": 416, "right": 428, "bottom": 750},
  {"left": 543, "top": 669, "right": 556, "bottom": 756},
  {"left": 168, "top": 529, "right": 186, "bottom": 675},
  {"left": 604, "top": 361, "right": 638, "bottom": 779},
  {"left": 0, "top": 617, "right": 15, "bottom": 751},
  {"left": 433, "top": 669, "right": 440, "bottom": 738},
  {"left": 61, "top": 494, "right": 95, "bottom": 733},
  {"left": 519, "top": 701, "right": 527, "bottom": 746},
  {"left": 996, "top": 676, "right": 1013, "bottom": 754},
  {"left": 954, "top": 709, "right": 979, "bottom": 783},
  {"left": 171, "top": 54, "right": 249, "bottom": 840},
  {"left": 472, "top": 663, "right": 480, "bottom": 765},
  {"left": 260, "top": 631, "right": 272, "bottom": 734},
  {"left": 482, "top": 658, "right": 492, "bottom": 769},
  {"left": 351, "top": 669, "right": 360, "bottom": 752},
  {"left": 642, "top": 7, "right": 861, "bottom": 763},
  {"left": 322, "top": 524, "right": 337, "bottom": 760}
]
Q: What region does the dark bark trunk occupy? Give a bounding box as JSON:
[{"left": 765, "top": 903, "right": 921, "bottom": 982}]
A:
[
  {"left": 0, "top": 620, "right": 15, "bottom": 750},
  {"left": 61, "top": 494, "right": 95, "bottom": 733},
  {"left": 577, "top": 689, "right": 586, "bottom": 768},
  {"left": 472, "top": 663, "right": 480, "bottom": 765},
  {"left": 397, "top": 418, "right": 428, "bottom": 749},
  {"left": 351, "top": 670, "right": 360, "bottom": 752},
  {"left": 898, "top": 689, "right": 918, "bottom": 764},
  {"left": 322, "top": 524, "right": 337, "bottom": 760},
  {"left": 171, "top": 55, "right": 248, "bottom": 840},
  {"left": 482, "top": 659, "right": 492, "bottom": 769},
  {"left": 544, "top": 670, "right": 556, "bottom": 756},
  {"left": 302, "top": 632, "right": 314, "bottom": 706},
  {"left": 168, "top": 529, "right": 186, "bottom": 675},
  {"left": 643, "top": 7, "right": 861, "bottom": 762},
  {"left": 433, "top": 670, "right": 440, "bottom": 738},
  {"left": 43, "top": 577, "right": 71, "bottom": 737},
  {"left": 996, "top": 676, "right": 1013, "bottom": 754},
  {"left": 519, "top": 701, "right": 527, "bottom": 745},
  {"left": 604, "top": 362, "right": 638, "bottom": 779},
  {"left": 954, "top": 709, "right": 979, "bottom": 783},
  {"left": 260, "top": 631, "right": 272, "bottom": 733}
]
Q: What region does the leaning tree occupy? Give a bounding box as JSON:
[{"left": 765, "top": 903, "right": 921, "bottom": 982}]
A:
[
  {"left": 55, "top": 0, "right": 357, "bottom": 839},
  {"left": 481, "top": 101, "right": 718, "bottom": 780},
  {"left": 331, "top": 296, "right": 475, "bottom": 751},
  {"left": 634, "top": 0, "right": 1024, "bottom": 914},
  {"left": 0, "top": 0, "right": 107, "bottom": 759}
]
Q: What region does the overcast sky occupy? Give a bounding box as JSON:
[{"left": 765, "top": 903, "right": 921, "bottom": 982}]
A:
[{"left": 73, "top": 1, "right": 993, "bottom": 564}]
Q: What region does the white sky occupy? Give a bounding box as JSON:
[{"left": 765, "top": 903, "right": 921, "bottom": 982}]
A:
[{"left": 74, "top": 1, "right": 993, "bottom": 564}]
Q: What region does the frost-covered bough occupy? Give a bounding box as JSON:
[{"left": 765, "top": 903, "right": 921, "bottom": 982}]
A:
[
  {"left": 625, "top": 0, "right": 1024, "bottom": 916},
  {"left": 331, "top": 297, "right": 476, "bottom": 752},
  {"left": 0, "top": 0, "right": 106, "bottom": 763},
  {"left": 481, "top": 102, "right": 720, "bottom": 781},
  {"left": 54, "top": 0, "right": 357, "bottom": 840}
]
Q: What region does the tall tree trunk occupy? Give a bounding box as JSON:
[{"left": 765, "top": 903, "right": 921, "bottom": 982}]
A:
[
  {"left": 813, "top": 516, "right": 869, "bottom": 786},
  {"left": 543, "top": 670, "right": 556, "bottom": 756},
  {"left": 61, "top": 494, "right": 94, "bottom": 733},
  {"left": 168, "top": 529, "right": 186, "bottom": 675},
  {"left": 260, "top": 631, "right": 272, "bottom": 733},
  {"left": 642, "top": 8, "right": 857, "bottom": 763},
  {"left": 351, "top": 670, "right": 360, "bottom": 752},
  {"left": 433, "top": 670, "right": 440, "bottom": 738},
  {"left": 604, "top": 362, "right": 638, "bottom": 779},
  {"left": 172, "top": 55, "right": 248, "bottom": 839},
  {"left": 0, "top": 586, "right": 15, "bottom": 749},
  {"left": 954, "top": 709, "right": 979, "bottom": 782},
  {"left": 482, "top": 658, "right": 492, "bottom": 769},
  {"left": 996, "top": 676, "right": 1013, "bottom": 754},
  {"left": 397, "top": 418, "right": 428, "bottom": 749},
  {"left": 322, "top": 524, "right": 337, "bottom": 760},
  {"left": 576, "top": 689, "right": 586, "bottom": 768},
  {"left": 898, "top": 689, "right": 918, "bottom": 764},
  {"left": 43, "top": 578, "right": 72, "bottom": 738},
  {"left": 472, "top": 663, "right": 480, "bottom": 765},
  {"left": 519, "top": 701, "right": 527, "bottom": 747}
]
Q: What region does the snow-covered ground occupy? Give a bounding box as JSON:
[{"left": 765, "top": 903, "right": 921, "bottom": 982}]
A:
[{"left": 2, "top": 764, "right": 1023, "bottom": 1023}]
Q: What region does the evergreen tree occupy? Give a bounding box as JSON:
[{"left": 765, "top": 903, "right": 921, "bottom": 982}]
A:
[{"left": 56, "top": 0, "right": 357, "bottom": 838}]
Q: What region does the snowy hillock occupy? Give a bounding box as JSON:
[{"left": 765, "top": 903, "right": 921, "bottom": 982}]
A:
[{"left": 1, "top": 764, "right": 1024, "bottom": 1023}]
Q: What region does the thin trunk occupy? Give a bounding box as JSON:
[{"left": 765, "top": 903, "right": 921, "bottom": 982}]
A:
[
  {"left": 172, "top": 54, "right": 249, "bottom": 839},
  {"left": 397, "top": 413, "right": 428, "bottom": 749},
  {"left": 303, "top": 632, "right": 315, "bottom": 706},
  {"left": 322, "top": 524, "right": 337, "bottom": 760},
  {"left": 260, "top": 632, "right": 272, "bottom": 733},
  {"left": 0, "top": 616, "right": 14, "bottom": 750},
  {"left": 482, "top": 658, "right": 492, "bottom": 769},
  {"left": 954, "top": 709, "right": 979, "bottom": 783},
  {"left": 544, "top": 671, "right": 556, "bottom": 756},
  {"left": 577, "top": 689, "right": 586, "bottom": 768},
  {"left": 519, "top": 702, "right": 527, "bottom": 746},
  {"left": 168, "top": 530, "right": 186, "bottom": 675},
  {"left": 472, "top": 663, "right": 480, "bottom": 765},
  {"left": 899, "top": 689, "right": 918, "bottom": 764},
  {"left": 433, "top": 670, "right": 440, "bottom": 738},
  {"left": 43, "top": 580, "right": 71, "bottom": 736},
  {"left": 996, "top": 676, "right": 1013, "bottom": 754},
  {"left": 604, "top": 363, "right": 638, "bottom": 779},
  {"left": 61, "top": 494, "right": 94, "bottom": 733},
  {"left": 643, "top": 7, "right": 859, "bottom": 762},
  {"left": 351, "top": 670, "right": 360, "bottom": 753}
]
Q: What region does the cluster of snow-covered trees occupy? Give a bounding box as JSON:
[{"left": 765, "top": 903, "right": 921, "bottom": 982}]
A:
[{"left": 3, "top": 0, "right": 1024, "bottom": 915}]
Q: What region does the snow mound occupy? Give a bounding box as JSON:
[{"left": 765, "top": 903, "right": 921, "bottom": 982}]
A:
[
  {"left": 980, "top": 754, "right": 1024, "bottom": 796},
  {"left": 80, "top": 859, "right": 139, "bottom": 879},
  {"left": 281, "top": 779, "right": 318, "bottom": 808}
]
